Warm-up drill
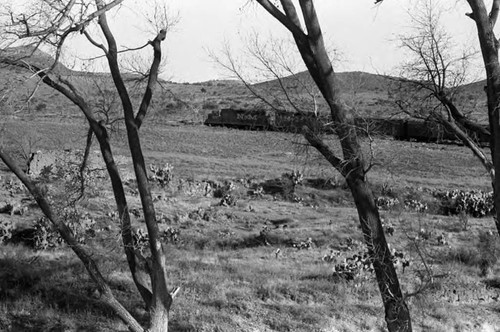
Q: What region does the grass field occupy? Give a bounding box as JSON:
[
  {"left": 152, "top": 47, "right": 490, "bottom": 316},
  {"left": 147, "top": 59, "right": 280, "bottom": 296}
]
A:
[{"left": 1, "top": 119, "right": 499, "bottom": 332}]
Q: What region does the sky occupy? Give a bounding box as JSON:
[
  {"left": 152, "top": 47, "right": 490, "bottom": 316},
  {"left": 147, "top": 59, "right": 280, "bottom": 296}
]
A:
[
  {"left": 6, "top": 0, "right": 487, "bottom": 83},
  {"left": 150, "top": 0, "right": 480, "bottom": 83}
]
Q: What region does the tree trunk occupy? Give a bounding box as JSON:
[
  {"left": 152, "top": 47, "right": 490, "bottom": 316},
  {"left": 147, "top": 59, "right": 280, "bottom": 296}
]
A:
[
  {"left": 467, "top": 0, "right": 500, "bottom": 236},
  {"left": 305, "top": 128, "right": 412, "bottom": 332},
  {"left": 96, "top": 3, "right": 172, "bottom": 329},
  {"left": 347, "top": 175, "right": 411, "bottom": 331}
]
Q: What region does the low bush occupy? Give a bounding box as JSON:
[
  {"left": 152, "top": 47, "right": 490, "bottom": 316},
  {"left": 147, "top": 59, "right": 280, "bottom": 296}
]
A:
[
  {"left": 434, "top": 189, "right": 494, "bottom": 217},
  {"left": 26, "top": 211, "right": 97, "bottom": 250},
  {"left": 149, "top": 163, "right": 174, "bottom": 187},
  {"left": 213, "top": 181, "right": 235, "bottom": 198},
  {"left": 376, "top": 196, "right": 400, "bottom": 210},
  {"left": 404, "top": 199, "right": 428, "bottom": 213},
  {"left": 0, "top": 217, "right": 14, "bottom": 243}
]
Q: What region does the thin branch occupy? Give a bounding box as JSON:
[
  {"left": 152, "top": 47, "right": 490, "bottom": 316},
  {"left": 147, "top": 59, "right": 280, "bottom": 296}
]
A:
[
  {"left": 83, "top": 28, "right": 108, "bottom": 54},
  {"left": 210, "top": 45, "right": 284, "bottom": 112}
]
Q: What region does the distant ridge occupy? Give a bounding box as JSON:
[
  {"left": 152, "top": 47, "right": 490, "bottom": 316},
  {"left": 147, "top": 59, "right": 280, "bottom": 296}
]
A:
[
  {"left": 0, "top": 45, "right": 73, "bottom": 75},
  {"left": 254, "top": 70, "right": 398, "bottom": 93}
]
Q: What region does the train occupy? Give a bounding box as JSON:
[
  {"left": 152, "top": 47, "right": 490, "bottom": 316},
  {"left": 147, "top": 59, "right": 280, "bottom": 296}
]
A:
[
  {"left": 204, "top": 108, "right": 490, "bottom": 145},
  {"left": 204, "top": 108, "right": 325, "bottom": 132}
]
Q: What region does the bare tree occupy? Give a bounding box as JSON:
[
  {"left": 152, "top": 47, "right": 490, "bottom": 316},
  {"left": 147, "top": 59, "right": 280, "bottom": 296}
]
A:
[
  {"left": 391, "top": 0, "right": 500, "bottom": 235},
  {"left": 252, "top": 1, "right": 412, "bottom": 331},
  {"left": 394, "top": 1, "right": 493, "bottom": 180},
  {"left": 0, "top": 1, "right": 178, "bottom": 331}
]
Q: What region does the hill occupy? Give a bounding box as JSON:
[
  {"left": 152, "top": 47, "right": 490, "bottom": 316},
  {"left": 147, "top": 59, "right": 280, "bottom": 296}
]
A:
[
  {"left": 0, "top": 47, "right": 255, "bottom": 121},
  {"left": 254, "top": 70, "right": 395, "bottom": 93},
  {"left": 252, "top": 70, "right": 406, "bottom": 118},
  {"left": 0, "top": 46, "right": 489, "bottom": 123}
]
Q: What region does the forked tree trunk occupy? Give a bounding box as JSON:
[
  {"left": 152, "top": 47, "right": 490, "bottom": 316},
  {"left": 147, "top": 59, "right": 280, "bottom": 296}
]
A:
[
  {"left": 1, "top": 0, "right": 170, "bottom": 330},
  {"left": 95, "top": 2, "right": 172, "bottom": 329}
]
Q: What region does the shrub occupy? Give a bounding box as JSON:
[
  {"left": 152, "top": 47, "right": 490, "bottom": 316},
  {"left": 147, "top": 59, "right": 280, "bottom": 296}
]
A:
[
  {"left": 0, "top": 217, "right": 13, "bottom": 243},
  {"left": 213, "top": 181, "right": 235, "bottom": 198},
  {"left": 133, "top": 227, "right": 181, "bottom": 253},
  {"left": 434, "top": 189, "right": 494, "bottom": 217},
  {"left": 376, "top": 196, "right": 400, "bottom": 210},
  {"left": 31, "top": 211, "right": 97, "bottom": 250},
  {"left": 404, "top": 199, "right": 428, "bottom": 213},
  {"left": 149, "top": 164, "right": 174, "bottom": 187},
  {"left": 219, "top": 193, "right": 238, "bottom": 207},
  {"left": 33, "top": 216, "right": 62, "bottom": 250},
  {"left": 332, "top": 251, "right": 373, "bottom": 281},
  {"left": 3, "top": 178, "right": 27, "bottom": 196},
  {"left": 282, "top": 170, "right": 304, "bottom": 186},
  {"left": 329, "top": 249, "right": 409, "bottom": 281}
]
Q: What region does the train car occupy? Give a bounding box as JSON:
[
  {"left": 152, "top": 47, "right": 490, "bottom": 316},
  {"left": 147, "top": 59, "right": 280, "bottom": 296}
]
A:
[
  {"left": 355, "top": 117, "right": 406, "bottom": 138},
  {"left": 357, "top": 117, "right": 456, "bottom": 143},
  {"left": 400, "top": 119, "right": 456, "bottom": 142},
  {"left": 204, "top": 108, "right": 270, "bottom": 129},
  {"left": 204, "top": 108, "right": 490, "bottom": 146},
  {"left": 273, "top": 110, "right": 317, "bottom": 133}
]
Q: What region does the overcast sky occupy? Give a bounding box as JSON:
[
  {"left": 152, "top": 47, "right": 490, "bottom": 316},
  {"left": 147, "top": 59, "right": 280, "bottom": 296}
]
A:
[{"left": 56, "top": 1, "right": 489, "bottom": 82}]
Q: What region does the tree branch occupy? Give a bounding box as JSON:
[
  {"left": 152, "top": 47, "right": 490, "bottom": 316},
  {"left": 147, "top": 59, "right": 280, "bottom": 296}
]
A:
[
  {"left": 302, "top": 126, "right": 346, "bottom": 176},
  {"left": 135, "top": 29, "right": 166, "bottom": 129},
  {"left": 256, "top": 0, "right": 307, "bottom": 39},
  {"left": 83, "top": 28, "right": 108, "bottom": 54},
  {"left": 490, "top": 0, "right": 500, "bottom": 28},
  {"left": 435, "top": 112, "right": 494, "bottom": 182}
]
